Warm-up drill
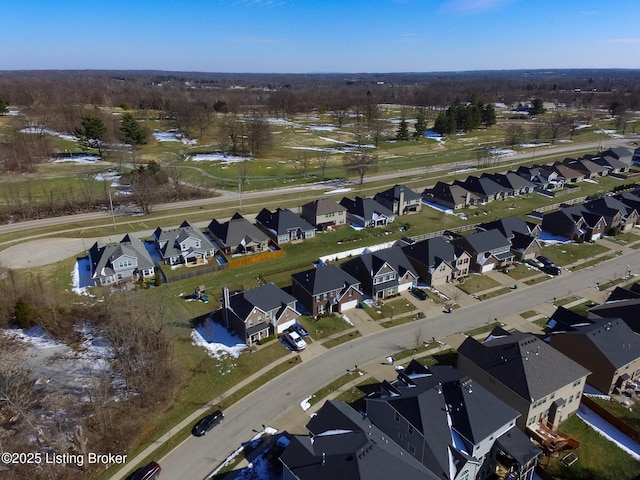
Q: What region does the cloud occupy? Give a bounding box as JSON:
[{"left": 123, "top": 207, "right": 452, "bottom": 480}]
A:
[{"left": 443, "top": 0, "right": 512, "bottom": 13}]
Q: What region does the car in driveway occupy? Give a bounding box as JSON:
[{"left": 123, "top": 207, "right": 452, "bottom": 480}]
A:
[
  {"left": 129, "top": 461, "right": 161, "bottom": 480},
  {"left": 284, "top": 330, "right": 307, "bottom": 351},
  {"left": 526, "top": 258, "right": 545, "bottom": 269},
  {"left": 192, "top": 409, "right": 224, "bottom": 437},
  {"left": 541, "top": 265, "right": 561, "bottom": 276},
  {"left": 537, "top": 255, "right": 555, "bottom": 267},
  {"left": 290, "top": 323, "right": 309, "bottom": 338},
  {"left": 411, "top": 287, "right": 428, "bottom": 301}
]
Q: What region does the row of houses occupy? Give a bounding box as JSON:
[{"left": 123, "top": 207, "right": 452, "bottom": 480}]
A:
[
  {"left": 280, "top": 286, "right": 640, "bottom": 480},
  {"left": 424, "top": 147, "right": 635, "bottom": 210}
]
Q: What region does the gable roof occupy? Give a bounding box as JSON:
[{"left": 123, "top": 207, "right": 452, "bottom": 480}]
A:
[
  {"left": 478, "top": 215, "right": 534, "bottom": 239},
  {"left": 551, "top": 164, "right": 583, "bottom": 180},
  {"left": 455, "top": 175, "right": 509, "bottom": 196},
  {"left": 292, "top": 264, "right": 360, "bottom": 295},
  {"left": 255, "top": 208, "right": 315, "bottom": 236},
  {"left": 552, "top": 319, "right": 640, "bottom": 370},
  {"left": 89, "top": 234, "right": 154, "bottom": 278},
  {"left": 340, "top": 247, "right": 418, "bottom": 282},
  {"left": 452, "top": 229, "right": 510, "bottom": 254},
  {"left": 374, "top": 184, "right": 422, "bottom": 203},
  {"left": 302, "top": 198, "right": 347, "bottom": 216},
  {"left": 458, "top": 329, "right": 590, "bottom": 401},
  {"left": 483, "top": 171, "right": 536, "bottom": 191},
  {"left": 281, "top": 401, "right": 440, "bottom": 480},
  {"left": 402, "top": 236, "right": 458, "bottom": 268},
  {"left": 153, "top": 220, "right": 215, "bottom": 258},
  {"left": 208, "top": 212, "right": 268, "bottom": 247},
  {"left": 339, "top": 197, "right": 395, "bottom": 220},
  {"left": 423, "top": 181, "right": 480, "bottom": 206},
  {"left": 227, "top": 282, "right": 297, "bottom": 319}
]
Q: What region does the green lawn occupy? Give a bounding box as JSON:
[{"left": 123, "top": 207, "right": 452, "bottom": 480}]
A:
[
  {"left": 364, "top": 298, "right": 417, "bottom": 321},
  {"left": 456, "top": 274, "right": 501, "bottom": 294},
  {"left": 588, "top": 397, "right": 640, "bottom": 434},
  {"left": 541, "top": 415, "right": 640, "bottom": 480},
  {"left": 505, "top": 262, "right": 540, "bottom": 281},
  {"left": 541, "top": 242, "right": 611, "bottom": 267}
]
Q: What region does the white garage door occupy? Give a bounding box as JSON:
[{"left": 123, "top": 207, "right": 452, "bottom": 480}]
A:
[
  {"left": 398, "top": 282, "right": 412, "bottom": 292},
  {"left": 341, "top": 299, "right": 358, "bottom": 311},
  {"left": 276, "top": 319, "right": 296, "bottom": 334}
]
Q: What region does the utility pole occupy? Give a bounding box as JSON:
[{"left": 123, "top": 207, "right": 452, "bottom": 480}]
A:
[
  {"left": 108, "top": 189, "right": 116, "bottom": 231},
  {"left": 238, "top": 178, "right": 242, "bottom": 211}
]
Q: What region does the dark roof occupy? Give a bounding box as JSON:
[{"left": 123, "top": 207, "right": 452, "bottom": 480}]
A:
[
  {"left": 153, "top": 220, "right": 215, "bottom": 258},
  {"left": 496, "top": 429, "right": 541, "bottom": 466},
  {"left": 478, "top": 215, "right": 533, "bottom": 239},
  {"left": 341, "top": 247, "right": 417, "bottom": 282},
  {"left": 455, "top": 175, "right": 509, "bottom": 196},
  {"left": 593, "top": 155, "right": 629, "bottom": 171},
  {"left": 339, "top": 197, "right": 395, "bottom": 221},
  {"left": 589, "top": 297, "right": 640, "bottom": 334},
  {"left": 553, "top": 319, "right": 640, "bottom": 370},
  {"left": 584, "top": 196, "right": 637, "bottom": 218},
  {"left": 366, "top": 362, "right": 526, "bottom": 478},
  {"left": 402, "top": 236, "right": 457, "bottom": 267},
  {"left": 546, "top": 306, "right": 595, "bottom": 333},
  {"left": 551, "top": 164, "right": 583, "bottom": 180},
  {"left": 291, "top": 264, "right": 360, "bottom": 295},
  {"left": 227, "top": 282, "right": 296, "bottom": 319},
  {"left": 601, "top": 147, "right": 634, "bottom": 164},
  {"left": 374, "top": 184, "right": 422, "bottom": 203},
  {"left": 423, "top": 181, "right": 479, "bottom": 206},
  {"left": 458, "top": 328, "right": 590, "bottom": 402},
  {"left": 606, "top": 286, "right": 640, "bottom": 302},
  {"left": 89, "top": 234, "right": 154, "bottom": 278},
  {"left": 563, "top": 158, "right": 605, "bottom": 175},
  {"left": 452, "top": 229, "right": 510, "bottom": 254},
  {"left": 483, "top": 172, "right": 535, "bottom": 191},
  {"left": 255, "top": 208, "right": 315, "bottom": 236},
  {"left": 280, "top": 401, "right": 440, "bottom": 480},
  {"left": 208, "top": 212, "right": 268, "bottom": 247}
]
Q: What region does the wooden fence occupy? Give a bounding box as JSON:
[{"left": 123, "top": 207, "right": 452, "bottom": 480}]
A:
[
  {"left": 158, "top": 262, "right": 229, "bottom": 284},
  {"left": 581, "top": 394, "right": 640, "bottom": 442}
]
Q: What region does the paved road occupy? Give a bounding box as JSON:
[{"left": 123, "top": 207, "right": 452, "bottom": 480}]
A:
[
  {"left": 0, "top": 136, "right": 633, "bottom": 239},
  {"left": 150, "top": 249, "right": 640, "bottom": 480}
]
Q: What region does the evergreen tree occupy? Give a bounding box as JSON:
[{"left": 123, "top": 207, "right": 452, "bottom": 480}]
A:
[
  {"left": 0, "top": 97, "right": 7, "bottom": 114},
  {"left": 413, "top": 109, "right": 427, "bottom": 139},
  {"left": 120, "top": 112, "right": 147, "bottom": 146},
  {"left": 75, "top": 115, "right": 108, "bottom": 158},
  {"left": 531, "top": 98, "right": 545, "bottom": 115},
  {"left": 396, "top": 117, "right": 410, "bottom": 141},
  {"left": 483, "top": 104, "right": 497, "bottom": 127}
]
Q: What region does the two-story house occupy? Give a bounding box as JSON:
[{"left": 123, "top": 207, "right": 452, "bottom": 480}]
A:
[
  {"left": 401, "top": 236, "right": 470, "bottom": 287},
  {"left": 291, "top": 264, "right": 362, "bottom": 317},
  {"left": 457, "top": 328, "right": 590, "bottom": 433},
  {"left": 300, "top": 198, "right": 347, "bottom": 231},
  {"left": 451, "top": 229, "right": 513, "bottom": 273},
  {"left": 220, "top": 283, "right": 300, "bottom": 346},
  {"left": 366, "top": 361, "right": 541, "bottom": 480},
  {"left": 255, "top": 208, "right": 316, "bottom": 244},
  {"left": 541, "top": 205, "right": 606, "bottom": 242},
  {"left": 477, "top": 216, "right": 542, "bottom": 261},
  {"left": 152, "top": 220, "right": 216, "bottom": 266},
  {"left": 340, "top": 247, "right": 418, "bottom": 300},
  {"left": 422, "top": 181, "right": 481, "bottom": 210},
  {"left": 550, "top": 318, "right": 640, "bottom": 396},
  {"left": 373, "top": 184, "right": 422, "bottom": 216},
  {"left": 88, "top": 234, "right": 155, "bottom": 286},
  {"left": 582, "top": 196, "right": 639, "bottom": 235}
]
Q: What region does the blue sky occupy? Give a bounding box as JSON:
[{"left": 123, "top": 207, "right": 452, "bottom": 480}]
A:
[{"left": 2, "top": 0, "right": 639, "bottom": 73}]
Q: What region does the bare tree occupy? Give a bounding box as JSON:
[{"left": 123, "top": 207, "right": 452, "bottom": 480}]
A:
[
  {"left": 343, "top": 150, "right": 379, "bottom": 185},
  {"left": 318, "top": 153, "right": 331, "bottom": 177},
  {"left": 295, "top": 152, "right": 312, "bottom": 178},
  {"left": 238, "top": 160, "right": 251, "bottom": 188}
]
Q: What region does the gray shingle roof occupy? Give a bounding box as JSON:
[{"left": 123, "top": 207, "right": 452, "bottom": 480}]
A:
[
  {"left": 402, "top": 236, "right": 456, "bottom": 267},
  {"left": 89, "top": 234, "right": 154, "bottom": 278},
  {"left": 374, "top": 184, "right": 422, "bottom": 203},
  {"left": 208, "top": 212, "right": 268, "bottom": 247},
  {"left": 478, "top": 215, "right": 533, "bottom": 239},
  {"left": 228, "top": 282, "right": 297, "bottom": 319},
  {"left": 458, "top": 329, "right": 590, "bottom": 402},
  {"left": 153, "top": 220, "right": 215, "bottom": 259},
  {"left": 452, "top": 229, "right": 510, "bottom": 254},
  {"left": 291, "top": 264, "right": 360, "bottom": 295},
  {"left": 339, "top": 197, "right": 395, "bottom": 221},
  {"left": 302, "top": 198, "right": 347, "bottom": 216},
  {"left": 255, "top": 208, "right": 315, "bottom": 236}
]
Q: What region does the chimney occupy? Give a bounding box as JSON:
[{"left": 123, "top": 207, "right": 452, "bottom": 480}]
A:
[
  {"left": 222, "top": 286, "right": 230, "bottom": 329},
  {"left": 398, "top": 187, "right": 405, "bottom": 216}
]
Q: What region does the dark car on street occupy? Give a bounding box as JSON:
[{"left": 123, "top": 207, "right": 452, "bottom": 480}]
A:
[
  {"left": 129, "top": 461, "right": 161, "bottom": 480},
  {"left": 411, "top": 287, "right": 428, "bottom": 301},
  {"left": 192, "top": 409, "right": 224, "bottom": 437},
  {"left": 290, "top": 323, "right": 309, "bottom": 338},
  {"left": 537, "top": 255, "right": 555, "bottom": 267},
  {"left": 541, "top": 265, "right": 561, "bottom": 276}
]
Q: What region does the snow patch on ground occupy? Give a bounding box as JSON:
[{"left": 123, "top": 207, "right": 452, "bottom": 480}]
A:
[
  {"left": 190, "top": 152, "right": 249, "bottom": 164},
  {"left": 300, "top": 396, "right": 312, "bottom": 411},
  {"left": 20, "top": 126, "right": 77, "bottom": 141},
  {"left": 192, "top": 316, "right": 249, "bottom": 358},
  {"left": 152, "top": 130, "right": 198, "bottom": 144},
  {"left": 72, "top": 258, "right": 93, "bottom": 295},
  {"left": 578, "top": 405, "right": 640, "bottom": 461},
  {"left": 53, "top": 154, "right": 102, "bottom": 164},
  {"left": 595, "top": 129, "right": 625, "bottom": 138}
]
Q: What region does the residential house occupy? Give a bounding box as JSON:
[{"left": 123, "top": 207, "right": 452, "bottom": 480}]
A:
[
  {"left": 373, "top": 184, "right": 422, "bottom": 216},
  {"left": 401, "top": 236, "right": 470, "bottom": 287},
  {"left": 340, "top": 247, "right": 418, "bottom": 300},
  {"left": 366, "top": 361, "right": 540, "bottom": 480},
  {"left": 255, "top": 208, "right": 316, "bottom": 244},
  {"left": 152, "top": 220, "right": 216, "bottom": 266},
  {"left": 541, "top": 205, "right": 606, "bottom": 242},
  {"left": 454, "top": 175, "right": 512, "bottom": 203},
  {"left": 219, "top": 283, "right": 300, "bottom": 345},
  {"left": 562, "top": 158, "right": 607, "bottom": 179},
  {"left": 515, "top": 165, "right": 564, "bottom": 191},
  {"left": 616, "top": 192, "right": 640, "bottom": 223},
  {"left": 280, "top": 400, "right": 441, "bottom": 480},
  {"left": 88, "top": 234, "right": 155, "bottom": 286},
  {"left": 457, "top": 328, "right": 590, "bottom": 433},
  {"left": 301, "top": 198, "right": 347, "bottom": 231},
  {"left": 582, "top": 196, "right": 639, "bottom": 234},
  {"left": 478, "top": 216, "right": 542, "bottom": 261},
  {"left": 544, "top": 306, "right": 596, "bottom": 335},
  {"left": 422, "top": 181, "right": 481, "bottom": 210},
  {"left": 484, "top": 171, "right": 537, "bottom": 196},
  {"left": 592, "top": 154, "right": 630, "bottom": 174},
  {"left": 550, "top": 164, "right": 584, "bottom": 183},
  {"left": 550, "top": 318, "right": 640, "bottom": 395},
  {"left": 451, "top": 229, "right": 514, "bottom": 273},
  {"left": 600, "top": 147, "right": 634, "bottom": 166},
  {"left": 588, "top": 286, "right": 640, "bottom": 334},
  {"left": 208, "top": 212, "right": 269, "bottom": 255},
  {"left": 291, "top": 264, "right": 362, "bottom": 317},
  {"left": 339, "top": 196, "right": 396, "bottom": 228}
]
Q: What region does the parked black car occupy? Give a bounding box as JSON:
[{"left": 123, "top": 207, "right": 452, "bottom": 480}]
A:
[
  {"left": 537, "top": 255, "right": 555, "bottom": 267},
  {"left": 411, "top": 287, "right": 428, "bottom": 301},
  {"left": 290, "top": 323, "right": 309, "bottom": 338},
  {"left": 192, "top": 409, "right": 224, "bottom": 437},
  {"left": 129, "top": 461, "right": 161, "bottom": 480},
  {"left": 541, "top": 265, "right": 561, "bottom": 276}
]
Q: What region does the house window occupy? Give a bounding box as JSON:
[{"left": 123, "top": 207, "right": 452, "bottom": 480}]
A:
[
  {"left": 248, "top": 319, "right": 253, "bottom": 327},
  {"left": 257, "top": 315, "right": 263, "bottom": 323},
  {"left": 348, "top": 290, "right": 352, "bottom": 297},
  {"left": 459, "top": 471, "right": 469, "bottom": 480},
  {"left": 569, "top": 395, "right": 574, "bottom": 403}
]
